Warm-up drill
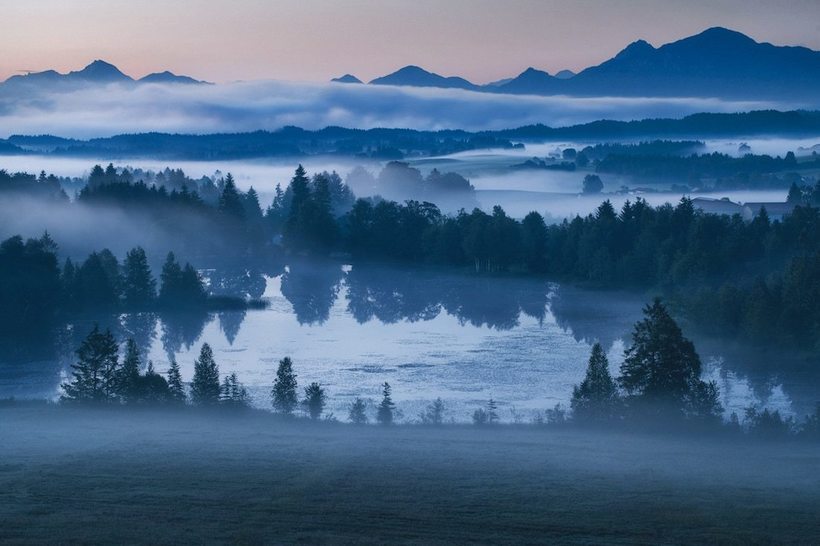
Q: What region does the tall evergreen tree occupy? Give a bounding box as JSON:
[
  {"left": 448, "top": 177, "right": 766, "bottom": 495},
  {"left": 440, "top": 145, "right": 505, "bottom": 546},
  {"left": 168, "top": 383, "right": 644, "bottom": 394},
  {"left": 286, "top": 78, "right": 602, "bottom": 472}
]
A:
[
  {"left": 283, "top": 165, "right": 311, "bottom": 247},
  {"left": 420, "top": 398, "right": 446, "bottom": 425},
  {"left": 619, "top": 299, "right": 720, "bottom": 419},
  {"left": 348, "top": 397, "right": 368, "bottom": 424},
  {"left": 571, "top": 343, "right": 620, "bottom": 422},
  {"left": 218, "top": 173, "right": 246, "bottom": 221},
  {"left": 486, "top": 398, "right": 499, "bottom": 424},
  {"left": 376, "top": 382, "right": 396, "bottom": 425},
  {"left": 122, "top": 247, "right": 156, "bottom": 307},
  {"left": 220, "top": 372, "right": 250, "bottom": 408},
  {"left": 118, "top": 338, "right": 142, "bottom": 403},
  {"left": 271, "top": 357, "right": 298, "bottom": 415},
  {"left": 166, "top": 358, "right": 186, "bottom": 403},
  {"left": 190, "top": 343, "right": 220, "bottom": 406},
  {"left": 61, "top": 326, "right": 120, "bottom": 403},
  {"left": 302, "top": 382, "right": 326, "bottom": 420}
]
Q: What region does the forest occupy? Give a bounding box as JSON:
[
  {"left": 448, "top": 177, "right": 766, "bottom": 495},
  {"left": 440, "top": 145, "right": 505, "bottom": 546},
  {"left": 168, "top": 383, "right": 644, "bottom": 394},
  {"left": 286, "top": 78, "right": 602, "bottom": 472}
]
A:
[{"left": 3, "top": 160, "right": 820, "bottom": 354}]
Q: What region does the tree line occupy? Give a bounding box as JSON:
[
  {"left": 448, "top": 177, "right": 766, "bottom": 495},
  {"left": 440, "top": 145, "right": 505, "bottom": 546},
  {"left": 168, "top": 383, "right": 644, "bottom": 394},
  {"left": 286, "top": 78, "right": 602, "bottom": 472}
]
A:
[
  {"left": 57, "top": 301, "right": 820, "bottom": 439},
  {"left": 0, "top": 234, "right": 256, "bottom": 330}
]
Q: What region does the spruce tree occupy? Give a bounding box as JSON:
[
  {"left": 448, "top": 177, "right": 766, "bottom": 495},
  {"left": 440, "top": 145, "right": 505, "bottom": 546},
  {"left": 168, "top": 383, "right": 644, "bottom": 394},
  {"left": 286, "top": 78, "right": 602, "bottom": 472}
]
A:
[
  {"left": 61, "top": 325, "right": 120, "bottom": 403},
  {"left": 271, "top": 357, "right": 298, "bottom": 415},
  {"left": 486, "top": 398, "right": 499, "bottom": 424},
  {"left": 619, "top": 299, "right": 720, "bottom": 419},
  {"left": 190, "top": 343, "right": 220, "bottom": 406},
  {"left": 123, "top": 247, "right": 156, "bottom": 307},
  {"left": 376, "top": 382, "right": 395, "bottom": 425},
  {"left": 220, "top": 372, "right": 249, "bottom": 408},
  {"left": 218, "top": 173, "right": 246, "bottom": 221},
  {"left": 118, "top": 338, "right": 142, "bottom": 403},
  {"left": 166, "top": 358, "right": 186, "bottom": 404},
  {"left": 420, "top": 398, "right": 446, "bottom": 425},
  {"left": 302, "top": 382, "right": 326, "bottom": 420},
  {"left": 571, "top": 343, "right": 619, "bottom": 422},
  {"left": 348, "top": 397, "right": 368, "bottom": 424}
]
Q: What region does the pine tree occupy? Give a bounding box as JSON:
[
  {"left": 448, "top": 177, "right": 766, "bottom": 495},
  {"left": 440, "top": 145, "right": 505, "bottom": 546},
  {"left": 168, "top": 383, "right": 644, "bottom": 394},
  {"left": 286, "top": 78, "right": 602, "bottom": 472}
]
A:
[
  {"left": 218, "top": 173, "right": 246, "bottom": 221},
  {"left": 486, "top": 398, "right": 499, "bottom": 424},
  {"left": 159, "top": 252, "right": 182, "bottom": 304},
  {"left": 302, "top": 382, "right": 326, "bottom": 420},
  {"left": 420, "top": 398, "right": 446, "bottom": 425},
  {"left": 348, "top": 397, "right": 368, "bottom": 424},
  {"left": 571, "top": 342, "right": 620, "bottom": 422},
  {"left": 271, "top": 357, "right": 298, "bottom": 415},
  {"left": 61, "top": 325, "right": 120, "bottom": 403},
  {"left": 283, "top": 165, "right": 311, "bottom": 247},
  {"left": 190, "top": 343, "right": 220, "bottom": 406},
  {"left": 376, "top": 382, "right": 395, "bottom": 425},
  {"left": 118, "top": 338, "right": 142, "bottom": 403},
  {"left": 123, "top": 247, "right": 156, "bottom": 307},
  {"left": 166, "top": 358, "right": 186, "bottom": 404},
  {"left": 220, "top": 372, "right": 250, "bottom": 408},
  {"left": 619, "top": 299, "right": 720, "bottom": 419}
]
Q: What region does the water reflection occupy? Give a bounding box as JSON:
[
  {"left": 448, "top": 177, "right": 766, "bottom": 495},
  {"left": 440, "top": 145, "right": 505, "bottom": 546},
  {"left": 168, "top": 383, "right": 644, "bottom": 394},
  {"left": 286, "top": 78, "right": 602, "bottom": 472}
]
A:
[{"left": 0, "top": 262, "right": 816, "bottom": 421}]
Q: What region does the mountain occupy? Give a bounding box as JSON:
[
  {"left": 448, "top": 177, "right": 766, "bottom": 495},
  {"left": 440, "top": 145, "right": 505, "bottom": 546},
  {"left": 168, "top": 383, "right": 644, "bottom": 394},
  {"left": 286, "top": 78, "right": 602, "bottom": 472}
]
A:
[
  {"left": 364, "top": 28, "right": 820, "bottom": 101},
  {"left": 3, "top": 60, "right": 204, "bottom": 89},
  {"left": 66, "top": 60, "right": 132, "bottom": 83},
  {"left": 331, "top": 74, "right": 363, "bottom": 84},
  {"left": 369, "top": 65, "right": 477, "bottom": 90},
  {"left": 562, "top": 27, "right": 820, "bottom": 99},
  {"left": 493, "top": 67, "right": 558, "bottom": 94},
  {"left": 139, "top": 71, "right": 204, "bottom": 85}
]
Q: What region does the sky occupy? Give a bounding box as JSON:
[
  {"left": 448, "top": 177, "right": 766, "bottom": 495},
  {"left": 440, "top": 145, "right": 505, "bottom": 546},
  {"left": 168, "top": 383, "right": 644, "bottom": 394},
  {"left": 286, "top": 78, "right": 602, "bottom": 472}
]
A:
[{"left": 1, "top": 0, "right": 820, "bottom": 84}]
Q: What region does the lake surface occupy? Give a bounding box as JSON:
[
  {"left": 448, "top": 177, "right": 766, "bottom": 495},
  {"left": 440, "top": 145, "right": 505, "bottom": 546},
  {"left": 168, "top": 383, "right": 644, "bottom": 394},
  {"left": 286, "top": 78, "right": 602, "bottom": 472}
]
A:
[{"left": 0, "top": 263, "right": 815, "bottom": 423}]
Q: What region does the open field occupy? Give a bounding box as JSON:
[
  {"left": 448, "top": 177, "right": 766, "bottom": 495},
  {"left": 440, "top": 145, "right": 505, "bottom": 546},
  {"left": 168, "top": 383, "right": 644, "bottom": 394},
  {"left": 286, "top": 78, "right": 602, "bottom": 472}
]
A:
[{"left": 1, "top": 406, "right": 819, "bottom": 545}]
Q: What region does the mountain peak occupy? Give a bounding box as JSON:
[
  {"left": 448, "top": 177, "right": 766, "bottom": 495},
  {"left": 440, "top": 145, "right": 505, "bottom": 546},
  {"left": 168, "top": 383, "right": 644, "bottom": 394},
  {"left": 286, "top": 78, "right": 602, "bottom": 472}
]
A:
[
  {"left": 369, "top": 65, "right": 476, "bottom": 90},
  {"left": 69, "top": 59, "right": 132, "bottom": 82},
  {"left": 139, "top": 71, "right": 203, "bottom": 85},
  {"left": 615, "top": 39, "right": 655, "bottom": 60},
  {"left": 331, "top": 74, "right": 362, "bottom": 84}
]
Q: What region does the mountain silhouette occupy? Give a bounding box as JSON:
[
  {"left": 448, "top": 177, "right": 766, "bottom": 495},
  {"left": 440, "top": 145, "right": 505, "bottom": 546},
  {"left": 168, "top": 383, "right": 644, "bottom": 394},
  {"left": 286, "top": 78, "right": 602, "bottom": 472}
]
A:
[
  {"left": 331, "top": 74, "right": 363, "bottom": 84},
  {"left": 365, "top": 28, "right": 820, "bottom": 100},
  {"left": 139, "top": 71, "right": 205, "bottom": 85},
  {"left": 369, "top": 65, "right": 477, "bottom": 90},
  {"left": 3, "top": 60, "right": 204, "bottom": 88},
  {"left": 66, "top": 60, "right": 132, "bottom": 83}
]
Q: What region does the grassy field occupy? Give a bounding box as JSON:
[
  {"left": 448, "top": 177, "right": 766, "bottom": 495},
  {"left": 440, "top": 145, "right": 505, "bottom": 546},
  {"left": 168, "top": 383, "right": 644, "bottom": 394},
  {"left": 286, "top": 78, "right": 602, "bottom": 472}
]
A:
[{"left": 1, "top": 406, "right": 819, "bottom": 545}]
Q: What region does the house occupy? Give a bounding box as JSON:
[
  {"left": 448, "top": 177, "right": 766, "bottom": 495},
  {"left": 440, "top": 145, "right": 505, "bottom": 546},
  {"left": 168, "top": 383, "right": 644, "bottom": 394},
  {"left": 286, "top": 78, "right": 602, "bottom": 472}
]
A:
[{"left": 691, "top": 197, "right": 748, "bottom": 219}]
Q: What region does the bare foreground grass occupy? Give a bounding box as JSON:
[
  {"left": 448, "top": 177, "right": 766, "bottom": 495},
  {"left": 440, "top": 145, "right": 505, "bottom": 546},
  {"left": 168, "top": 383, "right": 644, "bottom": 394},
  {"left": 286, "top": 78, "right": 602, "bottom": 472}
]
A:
[{"left": 1, "top": 406, "right": 819, "bottom": 545}]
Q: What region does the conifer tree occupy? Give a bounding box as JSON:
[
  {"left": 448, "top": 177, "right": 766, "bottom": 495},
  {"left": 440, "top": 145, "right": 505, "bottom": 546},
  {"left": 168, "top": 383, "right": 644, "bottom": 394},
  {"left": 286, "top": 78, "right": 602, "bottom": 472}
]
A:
[
  {"left": 271, "top": 357, "right": 298, "bottom": 415},
  {"left": 486, "top": 398, "right": 499, "bottom": 424},
  {"left": 191, "top": 343, "right": 220, "bottom": 406},
  {"left": 571, "top": 342, "right": 619, "bottom": 422},
  {"left": 118, "top": 338, "right": 142, "bottom": 403},
  {"left": 61, "top": 325, "right": 120, "bottom": 403},
  {"left": 302, "top": 382, "right": 326, "bottom": 420},
  {"left": 166, "top": 358, "right": 186, "bottom": 403},
  {"left": 218, "top": 173, "right": 246, "bottom": 221},
  {"left": 123, "top": 247, "right": 156, "bottom": 307},
  {"left": 619, "top": 299, "right": 721, "bottom": 419},
  {"left": 220, "top": 372, "right": 250, "bottom": 408},
  {"left": 348, "top": 397, "right": 368, "bottom": 424},
  {"left": 376, "top": 382, "right": 395, "bottom": 425}
]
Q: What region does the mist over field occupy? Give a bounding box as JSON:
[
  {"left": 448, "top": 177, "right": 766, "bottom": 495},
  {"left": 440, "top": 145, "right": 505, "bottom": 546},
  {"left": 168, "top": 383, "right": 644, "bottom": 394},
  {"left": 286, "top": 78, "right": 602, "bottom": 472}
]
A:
[{"left": 0, "top": 80, "right": 789, "bottom": 137}]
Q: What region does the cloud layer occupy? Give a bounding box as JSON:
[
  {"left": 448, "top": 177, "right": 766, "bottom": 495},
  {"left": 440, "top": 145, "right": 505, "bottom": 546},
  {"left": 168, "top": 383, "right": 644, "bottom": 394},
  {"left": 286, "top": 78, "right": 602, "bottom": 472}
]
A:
[{"left": 0, "top": 80, "right": 794, "bottom": 139}]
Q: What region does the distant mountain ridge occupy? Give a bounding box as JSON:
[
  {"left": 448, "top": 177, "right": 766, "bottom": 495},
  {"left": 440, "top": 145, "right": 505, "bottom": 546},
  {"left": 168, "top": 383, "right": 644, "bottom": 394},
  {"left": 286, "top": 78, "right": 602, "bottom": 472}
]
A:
[
  {"left": 4, "top": 60, "right": 206, "bottom": 87},
  {"left": 2, "top": 110, "right": 818, "bottom": 160},
  {"left": 348, "top": 28, "right": 820, "bottom": 101}
]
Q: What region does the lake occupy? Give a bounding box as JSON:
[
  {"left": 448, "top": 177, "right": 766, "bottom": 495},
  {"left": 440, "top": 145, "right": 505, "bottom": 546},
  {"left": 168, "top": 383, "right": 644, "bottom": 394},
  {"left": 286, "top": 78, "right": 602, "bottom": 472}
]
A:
[{"left": 0, "top": 262, "right": 815, "bottom": 423}]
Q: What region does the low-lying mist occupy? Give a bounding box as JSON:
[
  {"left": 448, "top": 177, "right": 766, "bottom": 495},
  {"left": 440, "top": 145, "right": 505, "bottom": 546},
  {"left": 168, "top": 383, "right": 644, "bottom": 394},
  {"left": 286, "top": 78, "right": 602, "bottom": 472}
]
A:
[{"left": 0, "top": 80, "right": 793, "bottom": 138}]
